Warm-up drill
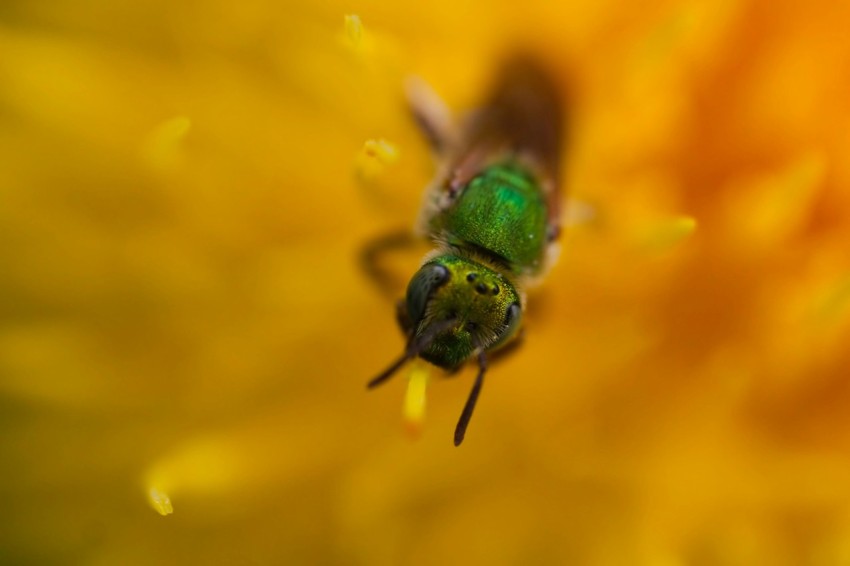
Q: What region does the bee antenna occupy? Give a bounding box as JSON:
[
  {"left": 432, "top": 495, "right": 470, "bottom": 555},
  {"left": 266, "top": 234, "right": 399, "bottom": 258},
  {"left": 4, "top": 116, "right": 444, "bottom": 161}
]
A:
[
  {"left": 366, "top": 352, "right": 412, "bottom": 389},
  {"left": 367, "top": 316, "right": 458, "bottom": 390},
  {"left": 454, "top": 350, "right": 487, "bottom": 446},
  {"left": 366, "top": 318, "right": 457, "bottom": 389}
]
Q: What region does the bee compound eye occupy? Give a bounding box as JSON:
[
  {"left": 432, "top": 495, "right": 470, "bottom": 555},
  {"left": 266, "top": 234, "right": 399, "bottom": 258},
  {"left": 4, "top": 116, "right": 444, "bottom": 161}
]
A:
[
  {"left": 504, "top": 302, "right": 520, "bottom": 326},
  {"left": 406, "top": 263, "right": 452, "bottom": 325}
]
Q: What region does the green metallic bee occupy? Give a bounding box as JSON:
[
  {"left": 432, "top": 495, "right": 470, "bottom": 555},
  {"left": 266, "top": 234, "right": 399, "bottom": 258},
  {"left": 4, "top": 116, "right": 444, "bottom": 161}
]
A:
[{"left": 367, "top": 57, "right": 565, "bottom": 446}]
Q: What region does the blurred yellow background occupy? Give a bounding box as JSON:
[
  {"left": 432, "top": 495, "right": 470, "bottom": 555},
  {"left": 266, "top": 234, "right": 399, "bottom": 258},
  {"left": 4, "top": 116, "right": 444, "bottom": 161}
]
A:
[{"left": 2, "top": 0, "right": 850, "bottom": 564}]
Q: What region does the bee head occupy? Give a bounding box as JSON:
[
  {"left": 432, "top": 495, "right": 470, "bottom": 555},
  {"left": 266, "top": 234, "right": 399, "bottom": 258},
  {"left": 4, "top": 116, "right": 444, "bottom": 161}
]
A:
[
  {"left": 366, "top": 254, "right": 521, "bottom": 391},
  {"left": 405, "top": 254, "right": 521, "bottom": 369}
]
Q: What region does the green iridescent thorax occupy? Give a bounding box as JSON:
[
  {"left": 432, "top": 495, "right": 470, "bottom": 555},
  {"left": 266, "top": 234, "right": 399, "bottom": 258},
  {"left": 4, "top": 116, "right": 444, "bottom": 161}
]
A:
[
  {"left": 433, "top": 163, "right": 548, "bottom": 274},
  {"left": 409, "top": 255, "right": 521, "bottom": 369}
]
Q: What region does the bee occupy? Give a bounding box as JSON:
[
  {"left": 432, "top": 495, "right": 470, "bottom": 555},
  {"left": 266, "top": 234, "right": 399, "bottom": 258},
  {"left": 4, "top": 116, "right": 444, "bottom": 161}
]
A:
[{"left": 366, "top": 57, "right": 565, "bottom": 446}]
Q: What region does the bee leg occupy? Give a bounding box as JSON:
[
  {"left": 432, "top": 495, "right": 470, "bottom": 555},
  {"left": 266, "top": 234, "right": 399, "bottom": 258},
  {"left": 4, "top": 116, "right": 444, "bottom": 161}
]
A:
[
  {"left": 405, "top": 76, "right": 459, "bottom": 156},
  {"left": 359, "top": 229, "right": 417, "bottom": 299}
]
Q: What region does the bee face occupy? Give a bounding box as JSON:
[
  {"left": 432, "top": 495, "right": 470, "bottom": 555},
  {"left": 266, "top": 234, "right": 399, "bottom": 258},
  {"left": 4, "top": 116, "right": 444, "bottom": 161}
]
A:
[{"left": 406, "top": 254, "right": 522, "bottom": 369}]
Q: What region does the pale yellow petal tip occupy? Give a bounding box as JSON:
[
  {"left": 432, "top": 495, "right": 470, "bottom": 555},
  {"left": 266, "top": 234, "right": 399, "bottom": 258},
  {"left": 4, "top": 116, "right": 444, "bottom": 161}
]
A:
[
  {"left": 355, "top": 138, "right": 400, "bottom": 183},
  {"left": 639, "top": 215, "right": 698, "bottom": 252},
  {"left": 141, "top": 116, "right": 192, "bottom": 170},
  {"left": 148, "top": 487, "right": 174, "bottom": 516},
  {"left": 403, "top": 361, "right": 429, "bottom": 438},
  {"left": 344, "top": 15, "right": 363, "bottom": 47}
]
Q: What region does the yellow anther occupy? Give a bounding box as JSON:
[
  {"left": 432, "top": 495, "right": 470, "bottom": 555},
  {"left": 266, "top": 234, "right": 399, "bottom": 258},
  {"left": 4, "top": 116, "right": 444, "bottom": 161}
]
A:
[
  {"left": 403, "top": 360, "right": 429, "bottom": 438},
  {"left": 355, "top": 138, "right": 400, "bottom": 183},
  {"left": 147, "top": 486, "right": 173, "bottom": 516},
  {"left": 362, "top": 138, "right": 399, "bottom": 164},
  {"left": 344, "top": 15, "right": 363, "bottom": 47},
  {"left": 639, "top": 214, "right": 697, "bottom": 252}
]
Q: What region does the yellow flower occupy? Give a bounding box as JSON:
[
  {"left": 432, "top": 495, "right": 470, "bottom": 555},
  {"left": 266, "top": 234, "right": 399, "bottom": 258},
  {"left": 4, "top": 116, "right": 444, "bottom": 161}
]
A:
[{"left": 2, "top": 0, "right": 850, "bottom": 563}]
